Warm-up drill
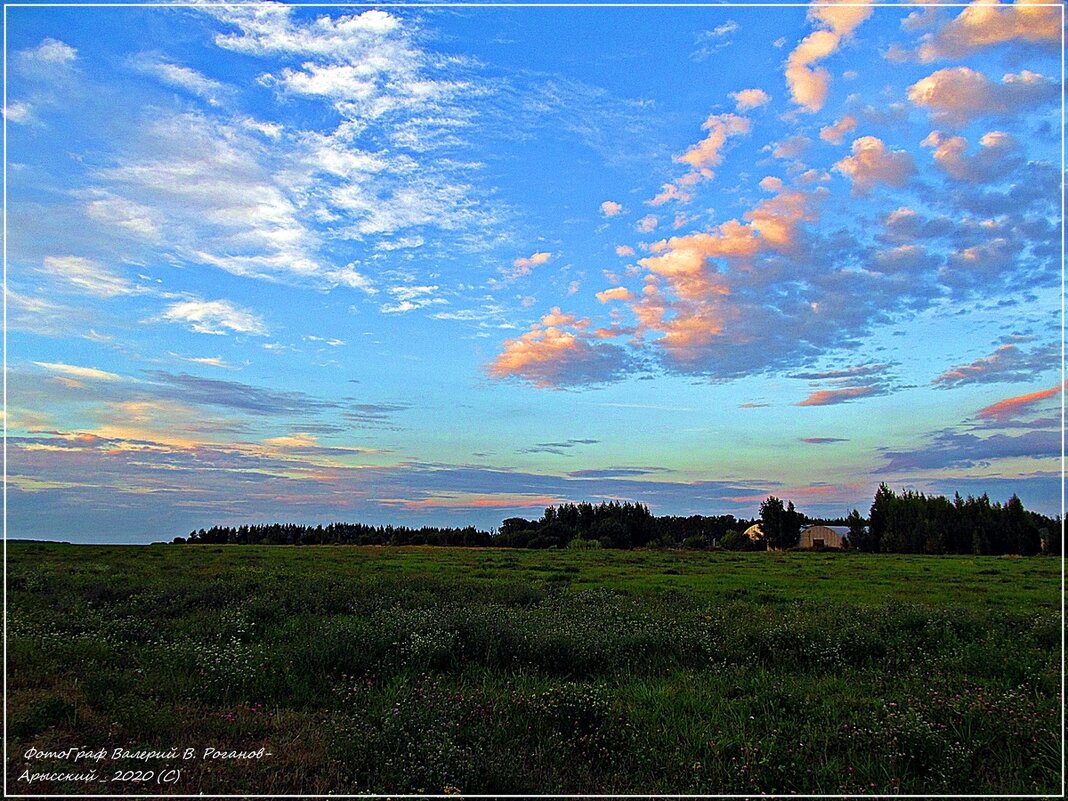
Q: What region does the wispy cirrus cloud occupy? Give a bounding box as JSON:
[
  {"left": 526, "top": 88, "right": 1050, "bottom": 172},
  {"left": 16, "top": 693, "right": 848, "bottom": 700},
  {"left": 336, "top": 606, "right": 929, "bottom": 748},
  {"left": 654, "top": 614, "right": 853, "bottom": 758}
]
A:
[
  {"left": 691, "top": 20, "right": 738, "bottom": 61},
  {"left": 96, "top": 110, "right": 321, "bottom": 281},
  {"left": 520, "top": 438, "right": 600, "bottom": 456},
  {"left": 130, "top": 54, "right": 229, "bottom": 104},
  {"left": 33, "top": 362, "right": 123, "bottom": 382},
  {"left": 43, "top": 255, "right": 141, "bottom": 298},
  {"left": 160, "top": 299, "right": 268, "bottom": 336}
]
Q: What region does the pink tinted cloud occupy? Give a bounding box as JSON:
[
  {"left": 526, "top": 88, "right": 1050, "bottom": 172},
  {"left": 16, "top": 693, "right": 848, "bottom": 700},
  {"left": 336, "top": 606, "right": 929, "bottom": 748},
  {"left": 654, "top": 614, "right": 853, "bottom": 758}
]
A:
[
  {"left": 488, "top": 307, "right": 629, "bottom": 388},
  {"left": 834, "top": 136, "right": 915, "bottom": 195},
  {"left": 503, "top": 250, "right": 553, "bottom": 280},
  {"left": 649, "top": 182, "right": 692, "bottom": 206},
  {"left": 596, "top": 286, "right": 632, "bottom": 303},
  {"left": 907, "top": 67, "right": 1057, "bottom": 124},
  {"left": 917, "top": 0, "right": 1061, "bottom": 62},
  {"left": 628, "top": 186, "right": 824, "bottom": 369},
  {"left": 676, "top": 112, "right": 750, "bottom": 172},
  {"left": 636, "top": 214, "right": 659, "bottom": 233},
  {"left": 819, "top": 114, "right": 857, "bottom": 145},
  {"left": 921, "top": 130, "right": 1020, "bottom": 183},
  {"left": 600, "top": 200, "right": 624, "bottom": 217},
  {"left": 932, "top": 341, "right": 1057, "bottom": 388},
  {"left": 975, "top": 383, "right": 1064, "bottom": 422},
  {"left": 785, "top": 1, "right": 872, "bottom": 112},
  {"left": 730, "top": 88, "right": 770, "bottom": 111},
  {"left": 383, "top": 493, "right": 563, "bottom": 511},
  {"left": 796, "top": 385, "right": 879, "bottom": 406}
]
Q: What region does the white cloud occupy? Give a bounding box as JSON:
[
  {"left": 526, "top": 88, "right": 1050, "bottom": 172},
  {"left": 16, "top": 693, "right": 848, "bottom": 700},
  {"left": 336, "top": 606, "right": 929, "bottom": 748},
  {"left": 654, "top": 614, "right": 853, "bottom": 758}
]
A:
[
  {"left": 327, "top": 265, "right": 377, "bottom": 294},
  {"left": 20, "top": 38, "right": 77, "bottom": 67},
  {"left": 43, "top": 255, "right": 138, "bottom": 298},
  {"left": 3, "top": 101, "right": 33, "bottom": 124},
  {"left": 210, "top": 7, "right": 402, "bottom": 59},
  {"left": 33, "top": 361, "right": 123, "bottom": 381},
  {"left": 380, "top": 284, "right": 444, "bottom": 314},
  {"left": 131, "top": 55, "right": 228, "bottom": 104},
  {"left": 82, "top": 191, "right": 163, "bottom": 242},
  {"left": 172, "top": 354, "right": 235, "bottom": 369},
  {"left": 95, "top": 111, "right": 320, "bottom": 280},
  {"left": 600, "top": 200, "right": 624, "bottom": 217},
  {"left": 240, "top": 117, "right": 284, "bottom": 140},
  {"left": 692, "top": 20, "right": 739, "bottom": 61},
  {"left": 161, "top": 299, "right": 269, "bottom": 336}
]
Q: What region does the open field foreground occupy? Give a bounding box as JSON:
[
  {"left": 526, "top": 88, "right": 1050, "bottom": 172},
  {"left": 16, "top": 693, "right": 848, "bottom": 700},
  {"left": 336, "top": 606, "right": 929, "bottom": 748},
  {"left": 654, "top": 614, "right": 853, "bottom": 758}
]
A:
[{"left": 6, "top": 542, "right": 1062, "bottom": 795}]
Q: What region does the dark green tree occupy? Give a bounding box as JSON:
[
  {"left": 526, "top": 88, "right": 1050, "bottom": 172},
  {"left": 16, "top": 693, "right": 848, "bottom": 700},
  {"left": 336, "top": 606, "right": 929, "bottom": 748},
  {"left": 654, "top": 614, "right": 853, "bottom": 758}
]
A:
[
  {"left": 760, "top": 496, "right": 800, "bottom": 549},
  {"left": 844, "top": 509, "right": 867, "bottom": 550}
]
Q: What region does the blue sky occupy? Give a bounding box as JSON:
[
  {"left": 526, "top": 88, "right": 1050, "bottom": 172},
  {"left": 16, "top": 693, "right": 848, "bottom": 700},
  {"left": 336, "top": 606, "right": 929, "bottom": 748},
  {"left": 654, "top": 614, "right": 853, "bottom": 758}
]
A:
[{"left": 6, "top": 1, "right": 1062, "bottom": 542}]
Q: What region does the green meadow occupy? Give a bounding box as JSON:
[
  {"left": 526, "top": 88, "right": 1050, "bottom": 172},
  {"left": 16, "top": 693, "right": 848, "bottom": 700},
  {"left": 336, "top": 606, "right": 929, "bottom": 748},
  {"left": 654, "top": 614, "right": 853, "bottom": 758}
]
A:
[{"left": 6, "top": 542, "right": 1062, "bottom": 795}]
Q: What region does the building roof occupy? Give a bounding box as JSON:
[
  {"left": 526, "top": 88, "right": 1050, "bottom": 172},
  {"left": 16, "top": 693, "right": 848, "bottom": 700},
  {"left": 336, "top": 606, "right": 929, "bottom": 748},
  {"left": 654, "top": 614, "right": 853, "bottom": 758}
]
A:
[{"left": 802, "top": 525, "right": 850, "bottom": 536}]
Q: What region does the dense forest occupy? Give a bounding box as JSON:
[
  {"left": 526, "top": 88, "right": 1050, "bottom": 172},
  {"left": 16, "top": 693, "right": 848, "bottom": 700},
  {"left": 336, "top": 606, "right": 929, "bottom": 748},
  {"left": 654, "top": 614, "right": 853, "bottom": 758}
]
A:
[
  {"left": 175, "top": 485, "right": 1060, "bottom": 556},
  {"left": 174, "top": 502, "right": 751, "bottom": 550}
]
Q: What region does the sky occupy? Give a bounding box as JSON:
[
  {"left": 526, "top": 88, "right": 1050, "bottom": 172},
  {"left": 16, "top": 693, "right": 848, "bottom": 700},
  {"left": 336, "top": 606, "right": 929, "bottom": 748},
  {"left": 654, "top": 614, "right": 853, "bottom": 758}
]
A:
[{"left": 5, "top": 0, "right": 1063, "bottom": 543}]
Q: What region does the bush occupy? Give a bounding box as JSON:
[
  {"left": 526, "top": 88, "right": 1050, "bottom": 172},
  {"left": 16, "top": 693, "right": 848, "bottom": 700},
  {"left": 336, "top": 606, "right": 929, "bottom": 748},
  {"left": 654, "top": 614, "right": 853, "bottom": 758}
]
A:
[
  {"left": 682, "top": 534, "right": 709, "bottom": 550},
  {"left": 567, "top": 538, "right": 602, "bottom": 550},
  {"left": 528, "top": 535, "right": 561, "bottom": 549},
  {"left": 719, "top": 529, "right": 755, "bottom": 551}
]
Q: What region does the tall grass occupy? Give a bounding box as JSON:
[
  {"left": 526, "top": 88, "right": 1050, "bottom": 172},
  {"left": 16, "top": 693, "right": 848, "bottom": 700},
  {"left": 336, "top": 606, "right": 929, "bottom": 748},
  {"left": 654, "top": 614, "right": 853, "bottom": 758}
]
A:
[{"left": 6, "top": 542, "right": 1061, "bottom": 794}]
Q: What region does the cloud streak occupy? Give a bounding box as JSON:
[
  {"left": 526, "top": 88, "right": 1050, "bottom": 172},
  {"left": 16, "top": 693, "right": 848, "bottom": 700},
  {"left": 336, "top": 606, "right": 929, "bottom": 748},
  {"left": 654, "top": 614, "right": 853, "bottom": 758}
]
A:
[
  {"left": 161, "top": 299, "right": 268, "bottom": 337},
  {"left": 975, "top": 383, "right": 1063, "bottom": 422}
]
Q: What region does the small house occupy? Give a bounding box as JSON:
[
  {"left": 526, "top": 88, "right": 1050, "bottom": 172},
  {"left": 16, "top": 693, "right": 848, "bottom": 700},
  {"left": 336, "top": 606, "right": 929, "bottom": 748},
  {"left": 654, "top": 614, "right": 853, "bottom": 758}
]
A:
[{"left": 799, "top": 524, "right": 848, "bottom": 549}]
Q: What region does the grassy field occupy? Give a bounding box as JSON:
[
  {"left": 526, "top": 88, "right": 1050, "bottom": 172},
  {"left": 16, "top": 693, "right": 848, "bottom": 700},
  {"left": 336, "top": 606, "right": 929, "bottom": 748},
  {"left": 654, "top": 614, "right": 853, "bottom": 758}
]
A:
[{"left": 6, "top": 542, "right": 1062, "bottom": 795}]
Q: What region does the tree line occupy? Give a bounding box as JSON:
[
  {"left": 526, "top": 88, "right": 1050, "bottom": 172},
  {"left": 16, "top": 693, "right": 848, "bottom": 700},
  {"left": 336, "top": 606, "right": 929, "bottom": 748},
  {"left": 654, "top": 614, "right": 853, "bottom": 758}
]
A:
[
  {"left": 851, "top": 484, "right": 1058, "bottom": 555},
  {"left": 174, "top": 489, "right": 1059, "bottom": 555}
]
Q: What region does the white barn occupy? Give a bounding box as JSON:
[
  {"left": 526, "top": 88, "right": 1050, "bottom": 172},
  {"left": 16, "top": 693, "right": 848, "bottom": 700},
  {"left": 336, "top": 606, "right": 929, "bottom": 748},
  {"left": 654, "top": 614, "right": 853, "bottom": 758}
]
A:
[
  {"left": 799, "top": 525, "right": 848, "bottom": 549},
  {"left": 742, "top": 523, "right": 764, "bottom": 543}
]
